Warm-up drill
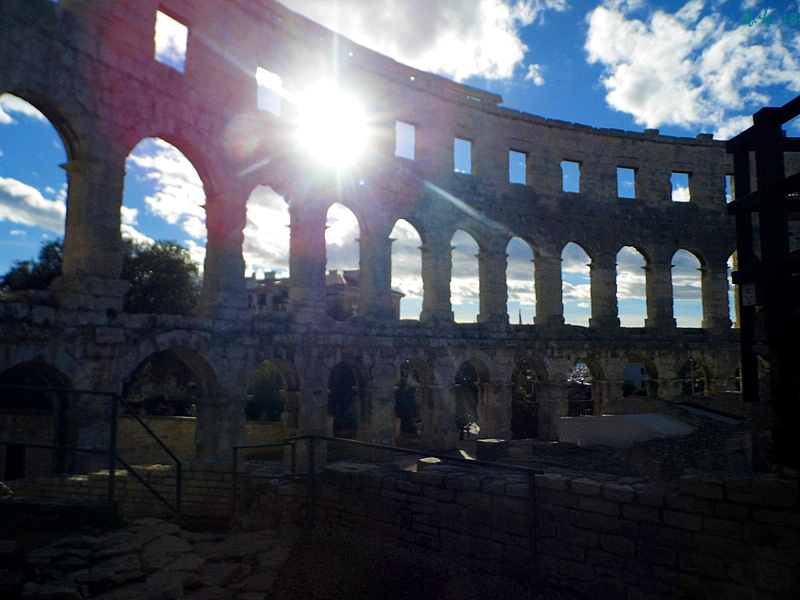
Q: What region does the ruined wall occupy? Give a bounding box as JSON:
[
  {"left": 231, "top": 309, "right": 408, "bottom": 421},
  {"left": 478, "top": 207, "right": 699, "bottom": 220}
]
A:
[{"left": 0, "top": 0, "right": 742, "bottom": 458}]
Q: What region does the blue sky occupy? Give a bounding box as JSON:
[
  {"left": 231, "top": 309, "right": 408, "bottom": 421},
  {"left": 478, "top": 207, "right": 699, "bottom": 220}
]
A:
[{"left": 2, "top": 0, "right": 799, "bottom": 324}]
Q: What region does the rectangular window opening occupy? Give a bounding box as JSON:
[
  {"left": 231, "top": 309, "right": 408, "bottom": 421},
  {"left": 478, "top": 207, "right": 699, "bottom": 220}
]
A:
[
  {"left": 561, "top": 160, "right": 581, "bottom": 193},
  {"left": 617, "top": 167, "right": 636, "bottom": 199},
  {"left": 725, "top": 174, "right": 734, "bottom": 203},
  {"left": 454, "top": 138, "right": 472, "bottom": 174},
  {"left": 155, "top": 10, "right": 188, "bottom": 73},
  {"left": 256, "top": 67, "right": 282, "bottom": 116},
  {"left": 671, "top": 172, "right": 691, "bottom": 202},
  {"left": 395, "top": 121, "right": 415, "bottom": 160},
  {"left": 509, "top": 150, "right": 527, "bottom": 184}
]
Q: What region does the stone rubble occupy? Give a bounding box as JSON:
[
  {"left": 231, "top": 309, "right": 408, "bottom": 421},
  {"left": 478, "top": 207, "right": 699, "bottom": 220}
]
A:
[{"left": 0, "top": 518, "right": 302, "bottom": 600}]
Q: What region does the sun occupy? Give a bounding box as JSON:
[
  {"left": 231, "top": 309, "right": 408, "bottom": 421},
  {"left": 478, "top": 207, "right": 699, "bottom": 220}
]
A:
[{"left": 296, "top": 83, "right": 368, "bottom": 168}]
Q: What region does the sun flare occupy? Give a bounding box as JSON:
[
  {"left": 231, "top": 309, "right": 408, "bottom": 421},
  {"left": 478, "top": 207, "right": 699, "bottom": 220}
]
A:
[{"left": 296, "top": 83, "right": 368, "bottom": 168}]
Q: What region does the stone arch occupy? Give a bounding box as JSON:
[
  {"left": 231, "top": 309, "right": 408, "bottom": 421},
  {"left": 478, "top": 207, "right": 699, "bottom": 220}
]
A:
[
  {"left": 390, "top": 218, "right": 424, "bottom": 320},
  {"left": 677, "top": 357, "right": 712, "bottom": 396},
  {"left": 506, "top": 236, "right": 536, "bottom": 324},
  {"left": 1, "top": 89, "right": 82, "bottom": 160},
  {"left": 672, "top": 248, "right": 704, "bottom": 327},
  {"left": 122, "top": 347, "right": 220, "bottom": 416},
  {"left": 562, "top": 242, "right": 593, "bottom": 326},
  {"left": 567, "top": 358, "right": 603, "bottom": 416},
  {"left": 454, "top": 357, "right": 490, "bottom": 437},
  {"left": 616, "top": 245, "right": 647, "bottom": 327},
  {"left": 451, "top": 229, "right": 481, "bottom": 322},
  {"left": 327, "top": 359, "right": 367, "bottom": 438},
  {"left": 325, "top": 202, "right": 361, "bottom": 320},
  {"left": 0, "top": 361, "right": 73, "bottom": 478},
  {"left": 511, "top": 358, "right": 541, "bottom": 439},
  {"left": 243, "top": 184, "right": 291, "bottom": 283},
  {"left": 622, "top": 356, "right": 659, "bottom": 397}
]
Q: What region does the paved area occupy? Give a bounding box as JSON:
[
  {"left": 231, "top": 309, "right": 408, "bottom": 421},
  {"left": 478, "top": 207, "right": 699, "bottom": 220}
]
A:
[{"left": 0, "top": 518, "right": 302, "bottom": 600}]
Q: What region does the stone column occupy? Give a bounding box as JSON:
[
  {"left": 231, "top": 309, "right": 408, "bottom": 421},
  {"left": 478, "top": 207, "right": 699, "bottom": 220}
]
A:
[
  {"left": 589, "top": 256, "right": 620, "bottom": 328},
  {"left": 418, "top": 382, "right": 457, "bottom": 451},
  {"left": 644, "top": 260, "right": 677, "bottom": 328},
  {"left": 198, "top": 185, "right": 250, "bottom": 320},
  {"left": 420, "top": 236, "right": 454, "bottom": 322},
  {"left": 195, "top": 394, "right": 247, "bottom": 459},
  {"left": 287, "top": 202, "right": 328, "bottom": 321},
  {"left": 701, "top": 260, "right": 732, "bottom": 329},
  {"left": 534, "top": 253, "right": 565, "bottom": 325},
  {"left": 476, "top": 381, "right": 512, "bottom": 439},
  {"left": 51, "top": 155, "right": 129, "bottom": 311},
  {"left": 536, "top": 381, "right": 568, "bottom": 441},
  {"left": 477, "top": 249, "right": 509, "bottom": 324},
  {"left": 359, "top": 234, "right": 394, "bottom": 319}
]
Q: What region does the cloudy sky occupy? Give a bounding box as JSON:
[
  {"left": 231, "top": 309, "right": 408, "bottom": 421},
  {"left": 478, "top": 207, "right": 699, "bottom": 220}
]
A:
[{"left": 2, "top": 0, "right": 797, "bottom": 323}]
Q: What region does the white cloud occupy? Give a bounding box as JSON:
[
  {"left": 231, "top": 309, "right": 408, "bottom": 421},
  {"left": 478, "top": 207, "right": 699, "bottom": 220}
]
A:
[
  {"left": 0, "top": 94, "right": 47, "bottom": 125},
  {"left": 525, "top": 63, "right": 546, "bottom": 85},
  {"left": 585, "top": 3, "right": 800, "bottom": 137},
  {"left": 242, "top": 185, "right": 291, "bottom": 277},
  {"left": 282, "top": 0, "right": 567, "bottom": 82},
  {"left": 125, "top": 138, "right": 206, "bottom": 241},
  {"left": 0, "top": 176, "right": 65, "bottom": 233},
  {"left": 0, "top": 149, "right": 4, "bottom": 157},
  {"left": 390, "top": 219, "right": 423, "bottom": 300},
  {"left": 9, "top": 230, "right": 25, "bottom": 236}
]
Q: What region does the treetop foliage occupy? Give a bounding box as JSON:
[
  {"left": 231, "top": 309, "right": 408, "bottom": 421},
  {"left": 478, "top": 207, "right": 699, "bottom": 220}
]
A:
[{"left": 0, "top": 238, "right": 201, "bottom": 315}]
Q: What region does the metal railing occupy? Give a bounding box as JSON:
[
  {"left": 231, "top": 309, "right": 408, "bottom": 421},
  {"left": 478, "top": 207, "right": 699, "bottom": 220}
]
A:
[
  {"left": 231, "top": 434, "right": 544, "bottom": 535},
  {"left": 0, "top": 384, "right": 182, "bottom": 515}
]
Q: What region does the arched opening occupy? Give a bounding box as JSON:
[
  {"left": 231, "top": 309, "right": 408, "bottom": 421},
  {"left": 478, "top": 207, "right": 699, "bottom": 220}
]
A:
[
  {"left": 246, "top": 360, "right": 286, "bottom": 421},
  {"left": 454, "top": 359, "right": 489, "bottom": 438},
  {"left": 390, "top": 219, "right": 423, "bottom": 320},
  {"left": 327, "top": 361, "right": 363, "bottom": 438},
  {"left": 623, "top": 359, "right": 658, "bottom": 397},
  {"left": 0, "top": 362, "right": 71, "bottom": 478},
  {"left": 562, "top": 242, "right": 591, "bottom": 326},
  {"left": 672, "top": 249, "right": 703, "bottom": 327},
  {"left": 123, "top": 348, "right": 216, "bottom": 416},
  {"left": 678, "top": 359, "right": 710, "bottom": 396},
  {"left": 122, "top": 138, "right": 205, "bottom": 315},
  {"left": 511, "top": 360, "right": 541, "bottom": 439},
  {"left": 617, "top": 246, "right": 647, "bottom": 327},
  {"left": 0, "top": 94, "right": 67, "bottom": 283},
  {"left": 451, "top": 230, "right": 480, "bottom": 323},
  {"left": 567, "top": 360, "right": 599, "bottom": 415},
  {"left": 507, "top": 237, "right": 535, "bottom": 324},
  {"left": 395, "top": 360, "right": 422, "bottom": 444},
  {"left": 244, "top": 185, "right": 291, "bottom": 313},
  {"left": 325, "top": 203, "right": 360, "bottom": 321}
]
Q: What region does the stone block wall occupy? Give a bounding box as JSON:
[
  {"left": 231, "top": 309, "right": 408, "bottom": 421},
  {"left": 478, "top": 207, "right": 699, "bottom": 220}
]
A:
[{"left": 262, "top": 463, "right": 799, "bottom": 600}]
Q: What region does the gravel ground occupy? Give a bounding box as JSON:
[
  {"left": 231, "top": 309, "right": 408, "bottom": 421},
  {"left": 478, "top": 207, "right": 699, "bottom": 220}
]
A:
[{"left": 268, "top": 525, "right": 584, "bottom": 600}]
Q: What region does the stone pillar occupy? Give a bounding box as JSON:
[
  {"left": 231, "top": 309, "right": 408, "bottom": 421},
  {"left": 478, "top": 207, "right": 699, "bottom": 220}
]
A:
[
  {"left": 589, "top": 256, "right": 620, "bottom": 328},
  {"left": 644, "top": 260, "right": 677, "bottom": 328},
  {"left": 476, "top": 381, "right": 512, "bottom": 439},
  {"left": 287, "top": 202, "right": 328, "bottom": 321},
  {"left": 701, "top": 260, "right": 732, "bottom": 329},
  {"left": 536, "top": 381, "right": 568, "bottom": 441},
  {"left": 420, "top": 237, "right": 454, "bottom": 322},
  {"left": 359, "top": 235, "right": 394, "bottom": 319},
  {"left": 359, "top": 364, "right": 398, "bottom": 447},
  {"left": 195, "top": 394, "right": 247, "bottom": 459},
  {"left": 418, "top": 383, "right": 457, "bottom": 451},
  {"left": 51, "top": 155, "right": 129, "bottom": 311},
  {"left": 477, "top": 249, "right": 509, "bottom": 324},
  {"left": 534, "top": 253, "right": 564, "bottom": 325},
  {"left": 198, "top": 186, "right": 250, "bottom": 320}
]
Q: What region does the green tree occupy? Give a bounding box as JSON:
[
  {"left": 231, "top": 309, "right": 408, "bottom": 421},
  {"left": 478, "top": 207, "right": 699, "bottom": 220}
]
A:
[
  {"left": 246, "top": 361, "right": 285, "bottom": 421},
  {"left": 0, "top": 238, "right": 201, "bottom": 315},
  {"left": 121, "top": 240, "right": 200, "bottom": 315},
  {"left": 0, "top": 240, "right": 63, "bottom": 291}
]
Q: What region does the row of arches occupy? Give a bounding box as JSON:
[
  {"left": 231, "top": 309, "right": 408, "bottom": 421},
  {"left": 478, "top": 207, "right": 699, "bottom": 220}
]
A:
[{"left": 0, "top": 93, "right": 734, "bottom": 328}]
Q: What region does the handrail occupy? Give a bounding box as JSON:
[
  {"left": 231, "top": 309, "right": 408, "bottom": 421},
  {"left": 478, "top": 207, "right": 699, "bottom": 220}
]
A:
[{"left": 0, "top": 384, "right": 181, "bottom": 515}]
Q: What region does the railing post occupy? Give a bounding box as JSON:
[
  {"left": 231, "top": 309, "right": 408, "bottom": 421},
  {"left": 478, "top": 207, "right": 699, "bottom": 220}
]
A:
[
  {"left": 528, "top": 470, "right": 538, "bottom": 576},
  {"left": 231, "top": 446, "right": 239, "bottom": 519},
  {"left": 176, "top": 460, "right": 182, "bottom": 514},
  {"left": 308, "top": 436, "right": 316, "bottom": 528},
  {"left": 290, "top": 441, "right": 297, "bottom": 474},
  {"left": 108, "top": 394, "right": 118, "bottom": 515}
]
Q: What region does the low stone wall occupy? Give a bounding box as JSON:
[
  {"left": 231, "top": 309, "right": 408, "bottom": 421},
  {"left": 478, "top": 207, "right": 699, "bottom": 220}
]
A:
[
  {"left": 262, "top": 463, "right": 799, "bottom": 600},
  {"left": 6, "top": 458, "right": 799, "bottom": 599},
  {"left": 5, "top": 460, "right": 253, "bottom": 520}
]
